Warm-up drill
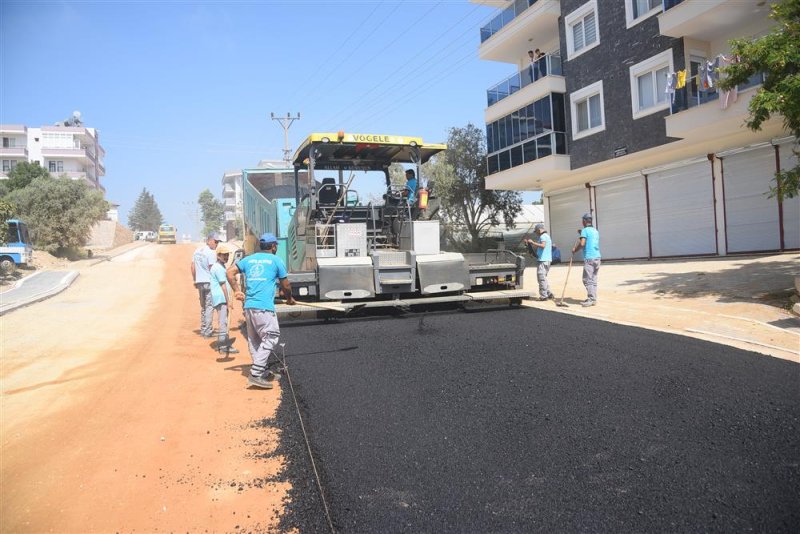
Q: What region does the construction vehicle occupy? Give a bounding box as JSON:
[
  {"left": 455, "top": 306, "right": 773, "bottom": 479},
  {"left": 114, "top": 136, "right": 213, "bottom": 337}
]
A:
[
  {"left": 0, "top": 219, "right": 33, "bottom": 274},
  {"left": 157, "top": 224, "right": 177, "bottom": 244},
  {"left": 242, "top": 132, "right": 532, "bottom": 315}
]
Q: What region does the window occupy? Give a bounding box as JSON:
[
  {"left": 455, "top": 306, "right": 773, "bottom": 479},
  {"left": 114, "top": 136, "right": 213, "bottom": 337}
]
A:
[
  {"left": 565, "top": 0, "right": 599, "bottom": 60},
  {"left": 629, "top": 50, "right": 674, "bottom": 119},
  {"left": 2, "top": 137, "right": 16, "bottom": 148},
  {"left": 625, "top": 0, "right": 661, "bottom": 28},
  {"left": 570, "top": 80, "right": 605, "bottom": 139},
  {"left": 48, "top": 160, "right": 64, "bottom": 173}
]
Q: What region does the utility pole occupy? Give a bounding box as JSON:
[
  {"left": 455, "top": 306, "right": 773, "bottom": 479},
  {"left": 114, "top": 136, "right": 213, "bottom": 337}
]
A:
[{"left": 270, "top": 112, "right": 301, "bottom": 166}]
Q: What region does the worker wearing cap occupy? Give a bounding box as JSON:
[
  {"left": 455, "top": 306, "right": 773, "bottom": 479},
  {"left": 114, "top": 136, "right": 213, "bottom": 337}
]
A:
[
  {"left": 210, "top": 244, "right": 239, "bottom": 355},
  {"left": 572, "top": 213, "right": 601, "bottom": 307},
  {"left": 523, "top": 223, "right": 555, "bottom": 301},
  {"left": 191, "top": 233, "right": 220, "bottom": 337},
  {"left": 226, "top": 232, "right": 296, "bottom": 389}
]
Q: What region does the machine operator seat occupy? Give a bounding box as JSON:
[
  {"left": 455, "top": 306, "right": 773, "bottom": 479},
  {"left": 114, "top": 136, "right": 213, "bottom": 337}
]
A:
[{"left": 318, "top": 178, "right": 339, "bottom": 207}]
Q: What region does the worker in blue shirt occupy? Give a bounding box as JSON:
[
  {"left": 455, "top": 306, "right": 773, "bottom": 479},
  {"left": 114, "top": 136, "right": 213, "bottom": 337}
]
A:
[
  {"left": 403, "top": 169, "right": 417, "bottom": 205},
  {"left": 226, "top": 232, "right": 296, "bottom": 389},
  {"left": 572, "top": 213, "right": 601, "bottom": 307},
  {"left": 524, "top": 223, "right": 555, "bottom": 301}
]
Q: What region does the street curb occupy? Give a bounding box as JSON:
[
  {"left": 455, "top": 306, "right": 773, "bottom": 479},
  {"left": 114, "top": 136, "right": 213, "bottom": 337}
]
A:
[{"left": 0, "top": 271, "right": 80, "bottom": 316}]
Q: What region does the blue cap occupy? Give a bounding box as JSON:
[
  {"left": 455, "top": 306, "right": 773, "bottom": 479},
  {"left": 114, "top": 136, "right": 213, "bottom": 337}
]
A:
[
  {"left": 534, "top": 223, "right": 545, "bottom": 231},
  {"left": 259, "top": 232, "right": 278, "bottom": 244},
  {"left": 582, "top": 213, "right": 593, "bottom": 221},
  {"left": 207, "top": 232, "right": 221, "bottom": 242}
]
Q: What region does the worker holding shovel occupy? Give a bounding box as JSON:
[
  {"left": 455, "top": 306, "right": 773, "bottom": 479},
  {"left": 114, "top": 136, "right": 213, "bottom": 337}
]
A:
[
  {"left": 572, "top": 213, "right": 601, "bottom": 307},
  {"left": 210, "top": 244, "right": 239, "bottom": 355},
  {"left": 523, "top": 223, "right": 555, "bottom": 301}
]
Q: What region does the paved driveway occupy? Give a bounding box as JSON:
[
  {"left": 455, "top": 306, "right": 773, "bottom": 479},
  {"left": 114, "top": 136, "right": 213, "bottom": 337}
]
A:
[{"left": 273, "top": 306, "right": 799, "bottom": 532}]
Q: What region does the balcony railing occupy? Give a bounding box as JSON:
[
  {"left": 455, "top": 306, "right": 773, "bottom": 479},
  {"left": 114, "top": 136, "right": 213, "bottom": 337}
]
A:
[
  {"left": 662, "top": 0, "right": 684, "bottom": 10},
  {"left": 487, "top": 53, "right": 562, "bottom": 107},
  {"left": 670, "top": 71, "right": 765, "bottom": 114},
  {"left": 480, "top": 0, "right": 540, "bottom": 43}
]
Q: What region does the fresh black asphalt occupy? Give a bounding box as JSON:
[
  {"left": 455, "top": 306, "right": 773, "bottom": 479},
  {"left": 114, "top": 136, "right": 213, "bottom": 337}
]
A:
[{"left": 268, "top": 306, "right": 800, "bottom": 533}]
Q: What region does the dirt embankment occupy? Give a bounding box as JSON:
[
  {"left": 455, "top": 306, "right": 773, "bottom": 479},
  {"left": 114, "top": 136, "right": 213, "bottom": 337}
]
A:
[{"left": 1, "top": 243, "right": 288, "bottom": 532}]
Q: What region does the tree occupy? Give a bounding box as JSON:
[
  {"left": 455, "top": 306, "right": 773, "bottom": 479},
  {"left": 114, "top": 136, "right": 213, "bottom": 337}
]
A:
[
  {"left": 7, "top": 176, "right": 108, "bottom": 255},
  {"left": 6, "top": 161, "right": 51, "bottom": 192},
  {"left": 388, "top": 163, "right": 407, "bottom": 187},
  {"left": 128, "top": 188, "right": 164, "bottom": 231},
  {"left": 0, "top": 198, "right": 16, "bottom": 245},
  {"left": 718, "top": 0, "right": 800, "bottom": 199},
  {"left": 424, "top": 123, "right": 522, "bottom": 251},
  {"left": 198, "top": 189, "right": 224, "bottom": 237}
]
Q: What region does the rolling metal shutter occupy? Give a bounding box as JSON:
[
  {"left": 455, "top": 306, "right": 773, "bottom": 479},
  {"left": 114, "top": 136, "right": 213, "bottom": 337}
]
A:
[
  {"left": 722, "top": 147, "right": 781, "bottom": 252},
  {"left": 547, "top": 188, "right": 590, "bottom": 261},
  {"left": 779, "top": 142, "right": 800, "bottom": 249},
  {"left": 648, "top": 161, "right": 716, "bottom": 257},
  {"left": 594, "top": 176, "right": 649, "bottom": 259}
]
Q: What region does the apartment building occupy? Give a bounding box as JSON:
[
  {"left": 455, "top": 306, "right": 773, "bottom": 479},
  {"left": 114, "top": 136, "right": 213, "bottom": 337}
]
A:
[
  {"left": 475, "top": 0, "right": 799, "bottom": 258},
  {"left": 0, "top": 123, "right": 106, "bottom": 191}
]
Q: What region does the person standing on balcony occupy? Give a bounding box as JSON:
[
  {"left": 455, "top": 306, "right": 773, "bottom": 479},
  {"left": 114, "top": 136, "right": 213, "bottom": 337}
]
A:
[
  {"left": 572, "top": 213, "right": 601, "bottom": 307},
  {"left": 528, "top": 49, "right": 545, "bottom": 81}
]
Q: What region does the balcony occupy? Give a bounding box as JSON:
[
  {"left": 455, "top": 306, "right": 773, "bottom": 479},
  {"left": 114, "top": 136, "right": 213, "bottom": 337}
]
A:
[
  {"left": 41, "top": 146, "right": 90, "bottom": 160},
  {"left": 225, "top": 198, "right": 236, "bottom": 207},
  {"left": 223, "top": 184, "right": 235, "bottom": 197},
  {"left": 0, "top": 124, "right": 26, "bottom": 135},
  {"left": 0, "top": 146, "right": 28, "bottom": 158},
  {"left": 658, "top": 0, "right": 772, "bottom": 41},
  {"left": 479, "top": 0, "right": 561, "bottom": 63},
  {"left": 665, "top": 73, "right": 773, "bottom": 141},
  {"left": 487, "top": 53, "right": 562, "bottom": 107}
]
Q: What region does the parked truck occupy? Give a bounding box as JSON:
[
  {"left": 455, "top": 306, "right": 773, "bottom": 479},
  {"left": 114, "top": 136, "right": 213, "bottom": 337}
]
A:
[
  {"left": 1, "top": 219, "right": 33, "bottom": 274},
  {"left": 242, "top": 132, "right": 531, "bottom": 314}
]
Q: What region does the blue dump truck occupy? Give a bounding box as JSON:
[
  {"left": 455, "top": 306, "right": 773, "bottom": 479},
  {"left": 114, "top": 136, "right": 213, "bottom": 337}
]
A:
[{"left": 1, "top": 219, "right": 33, "bottom": 274}]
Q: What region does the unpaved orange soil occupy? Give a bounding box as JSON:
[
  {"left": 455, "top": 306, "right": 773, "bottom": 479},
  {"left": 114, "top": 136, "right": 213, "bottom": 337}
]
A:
[{"left": 1, "top": 244, "right": 288, "bottom": 533}]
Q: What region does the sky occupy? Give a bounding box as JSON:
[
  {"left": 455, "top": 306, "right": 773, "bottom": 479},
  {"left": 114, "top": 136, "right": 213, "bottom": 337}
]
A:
[{"left": 1, "top": 0, "right": 535, "bottom": 239}]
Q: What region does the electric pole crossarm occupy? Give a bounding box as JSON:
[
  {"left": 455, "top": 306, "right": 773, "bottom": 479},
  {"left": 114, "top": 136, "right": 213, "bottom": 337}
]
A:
[{"left": 270, "top": 112, "right": 301, "bottom": 166}]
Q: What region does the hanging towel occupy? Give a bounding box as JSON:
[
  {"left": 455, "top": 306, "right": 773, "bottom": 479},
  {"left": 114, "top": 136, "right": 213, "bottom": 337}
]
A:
[{"left": 676, "top": 69, "right": 687, "bottom": 89}]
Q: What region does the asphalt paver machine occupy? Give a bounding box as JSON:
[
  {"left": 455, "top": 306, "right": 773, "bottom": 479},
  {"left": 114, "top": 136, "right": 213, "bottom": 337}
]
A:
[{"left": 281, "top": 132, "right": 532, "bottom": 313}]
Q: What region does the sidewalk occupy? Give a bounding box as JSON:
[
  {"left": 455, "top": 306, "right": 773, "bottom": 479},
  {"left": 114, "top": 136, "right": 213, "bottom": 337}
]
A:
[
  {"left": 0, "top": 241, "right": 149, "bottom": 315},
  {"left": 523, "top": 252, "right": 800, "bottom": 362}
]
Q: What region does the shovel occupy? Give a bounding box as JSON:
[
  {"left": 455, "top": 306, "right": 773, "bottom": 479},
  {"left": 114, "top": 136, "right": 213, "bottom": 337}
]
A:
[{"left": 556, "top": 237, "right": 581, "bottom": 308}]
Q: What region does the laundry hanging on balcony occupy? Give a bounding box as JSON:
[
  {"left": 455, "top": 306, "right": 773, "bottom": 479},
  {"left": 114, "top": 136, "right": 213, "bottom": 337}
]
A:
[
  {"left": 715, "top": 54, "right": 740, "bottom": 110},
  {"left": 665, "top": 72, "right": 677, "bottom": 104}
]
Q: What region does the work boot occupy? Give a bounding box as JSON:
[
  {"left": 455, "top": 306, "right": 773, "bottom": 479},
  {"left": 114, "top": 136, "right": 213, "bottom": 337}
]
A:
[
  {"left": 264, "top": 370, "right": 280, "bottom": 381},
  {"left": 248, "top": 375, "right": 273, "bottom": 389}
]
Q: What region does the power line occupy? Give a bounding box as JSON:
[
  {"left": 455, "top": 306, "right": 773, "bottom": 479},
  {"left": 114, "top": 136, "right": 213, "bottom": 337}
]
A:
[
  {"left": 288, "top": 0, "right": 386, "bottom": 108},
  {"left": 318, "top": 4, "right": 485, "bottom": 128},
  {"left": 291, "top": 1, "right": 402, "bottom": 106}
]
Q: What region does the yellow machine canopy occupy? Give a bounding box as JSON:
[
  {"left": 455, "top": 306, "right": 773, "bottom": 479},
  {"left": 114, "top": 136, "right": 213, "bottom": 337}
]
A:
[{"left": 292, "top": 132, "right": 446, "bottom": 171}]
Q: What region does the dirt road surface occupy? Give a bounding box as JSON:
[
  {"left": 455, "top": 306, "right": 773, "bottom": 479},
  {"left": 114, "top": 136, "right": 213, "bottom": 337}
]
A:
[{"left": 1, "top": 244, "right": 287, "bottom": 533}]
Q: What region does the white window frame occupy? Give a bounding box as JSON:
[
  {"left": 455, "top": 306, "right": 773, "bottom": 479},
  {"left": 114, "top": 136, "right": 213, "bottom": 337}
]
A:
[
  {"left": 565, "top": 0, "right": 600, "bottom": 61},
  {"left": 570, "top": 80, "right": 605, "bottom": 140},
  {"left": 629, "top": 49, "right": 674, "bottom": 120},
  {"left": 625, "top": 0, "right": 662, "bottom": 29}
]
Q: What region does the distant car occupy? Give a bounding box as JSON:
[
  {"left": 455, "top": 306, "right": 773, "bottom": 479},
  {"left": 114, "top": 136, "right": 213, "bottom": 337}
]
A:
[
  {"left": 145, "top": 231, "right": 157, "bottom": 242},
  {"left": 157, "top": 224, "right": 177, "bottom": 244}
]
